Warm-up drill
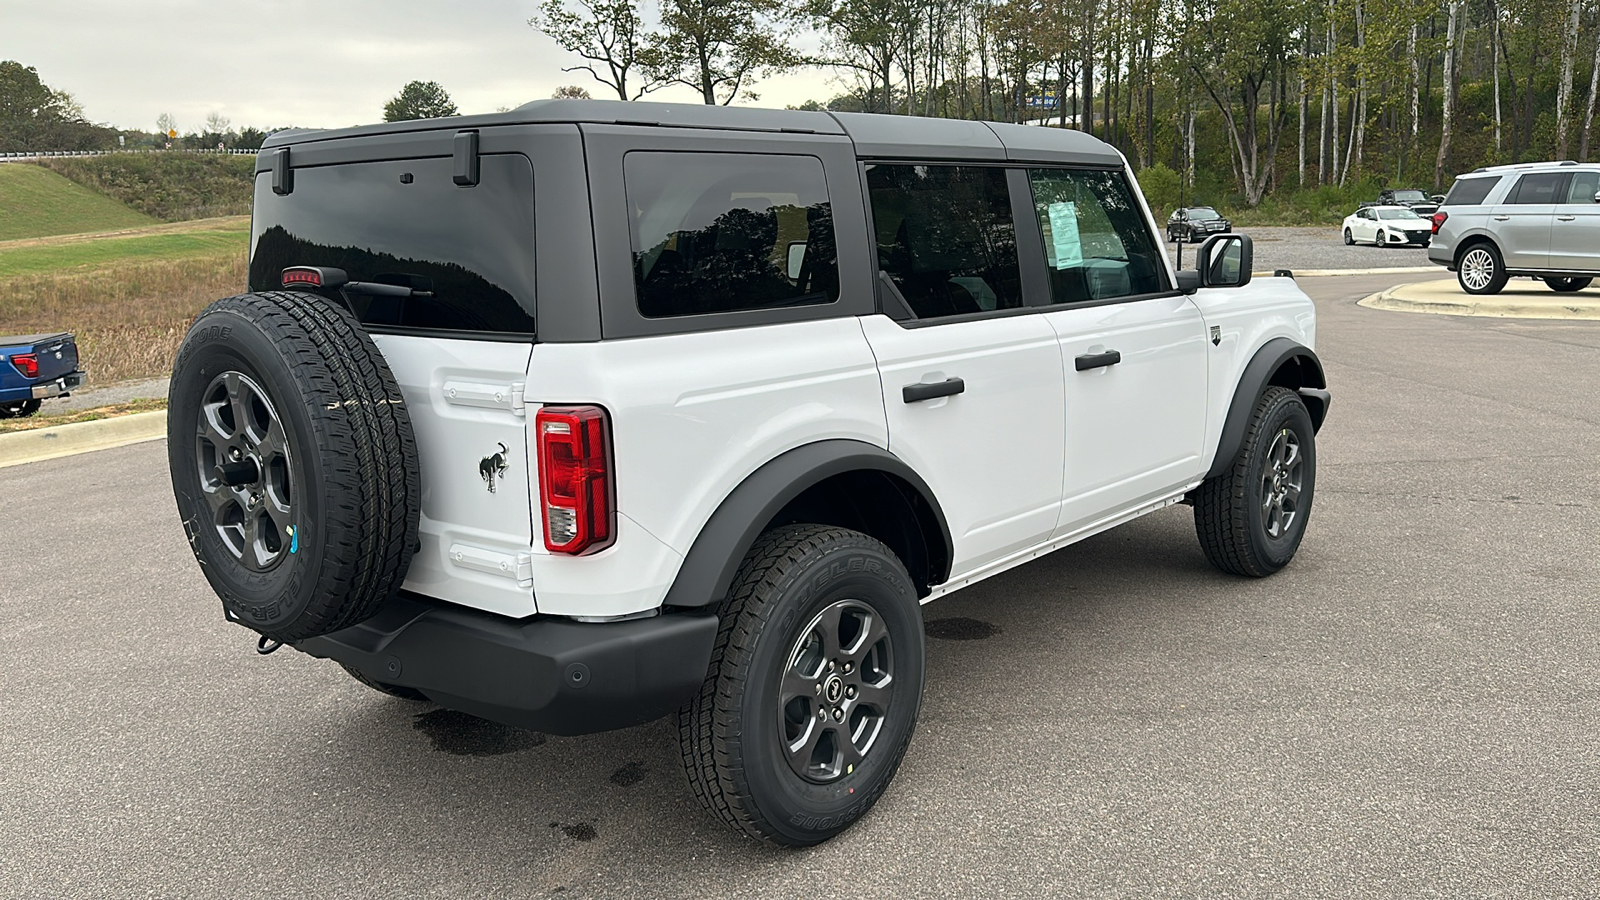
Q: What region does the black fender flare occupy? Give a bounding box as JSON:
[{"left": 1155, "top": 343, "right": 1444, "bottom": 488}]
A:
[
  {"left": 661, "top": 440, "right": 953, "bottom": 609},
  {"left": 1207, "top": 338, "right": 1329, "bottom": 480}
]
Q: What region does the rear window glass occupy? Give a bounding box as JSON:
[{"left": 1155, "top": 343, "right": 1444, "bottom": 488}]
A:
[
  {"left": 249, "top": 155, "right": 537, "bottom": 335},
  {"left": 625, "top": 152, "right": 839, "bottom": 319},
  {"left": 1442, "top": 176, "right": 1499, "bottom": 207},
  {"left": 866, "top": 164, "right": 1022, "bottom": 318}
]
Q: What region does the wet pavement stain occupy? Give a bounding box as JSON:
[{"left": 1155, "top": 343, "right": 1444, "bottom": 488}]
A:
[
  {"left": 609, "top": 761, "right": 646, "bottom": 787},
  {"left": 411, "top": 709, "right": 547, "bottom": 756},
  {"left": 924, "top": 617, "right": 1001, "bottom": 641},
  {"left": 553, "top": 822, "right": 598, "bottom": 841}
]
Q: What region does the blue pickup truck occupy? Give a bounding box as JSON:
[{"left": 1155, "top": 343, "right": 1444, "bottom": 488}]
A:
[{"left": 0, "top": 332, "right": 85, "bottom": 418}]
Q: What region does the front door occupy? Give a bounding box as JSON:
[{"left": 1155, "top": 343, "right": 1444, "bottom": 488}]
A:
[
  {"left": 1019, "top": 167, "right": 1210, "bottom": 537},
  {"left": 1549, "top": 169, "right": 1600, "bottom": 273},
  {"left": 860, "top": 162, "right": 1065, "bottom": 579}
]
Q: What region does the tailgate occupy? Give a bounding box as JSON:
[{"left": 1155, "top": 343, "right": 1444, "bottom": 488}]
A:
[{"left": 24, "top": 333, "right": 80, "bottom": 382}]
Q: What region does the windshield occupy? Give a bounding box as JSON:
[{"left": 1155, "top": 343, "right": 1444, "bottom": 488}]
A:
[
  {"left": 1391, "top": 190, "right": 1428, "bottom": 203},
  {"left": 1187, "top": 207, "right": 1220, "bottom": 221},
  {"left": 1378, "top": 208, "right": 1423, "bottom": 220}
]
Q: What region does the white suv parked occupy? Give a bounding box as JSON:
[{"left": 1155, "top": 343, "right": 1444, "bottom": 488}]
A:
[
  {"left": 167, "top": 101, "right": 1330, "bottom": 847},
  {"left": 1428, "top": 160, "right": 1600, "bottom": 294}
]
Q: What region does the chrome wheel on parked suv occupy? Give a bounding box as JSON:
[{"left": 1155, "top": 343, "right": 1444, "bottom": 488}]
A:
[{"left": 1457, "top": 243, "right": 1509, "bottom": 295}]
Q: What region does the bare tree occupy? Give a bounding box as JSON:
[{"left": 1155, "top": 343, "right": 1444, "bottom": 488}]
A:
[
  {"left": 1557, "top": 0, "right": 1583, "bottom": 158},
  {"left": 1583, "top": 23, "right": 1600, "bottom": 161},
  {"left": 531, "top": 0, "right": 660, "bottom": 101}
]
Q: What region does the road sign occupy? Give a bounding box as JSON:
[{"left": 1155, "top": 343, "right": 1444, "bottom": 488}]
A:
[{"left": 168, "top": 129, "right": 177, "bottom": 139}]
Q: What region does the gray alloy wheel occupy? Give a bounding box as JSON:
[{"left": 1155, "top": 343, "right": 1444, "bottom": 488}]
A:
[
  {"left": 1343, "top": 228, "right": 1354, "bottom": 246},
  {"left": 196, "top": 370, "right": 295, "bottom": 572},
  {"left": 1458, "top": 244, "right": 1508, "bottom": 295},
  {"left": 1376, "top": 229, "right": 1387, "bottom": 247},
  {"left": 1257, "top": 426, "right": 1304, "bottom": 539},
  {"left": 778, "top": 599, "right": 895, "bottom": 784}
]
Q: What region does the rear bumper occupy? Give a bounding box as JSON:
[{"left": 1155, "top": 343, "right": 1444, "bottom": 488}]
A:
[
  {"left": 0, "top": 370, "right": 84, "bottom": 403},
  {"left": 1427, "top": 244, "right": 1453, "bottom": 268},
  {"left": 295, "top": 593, "right": 718, "bottom": 736}
]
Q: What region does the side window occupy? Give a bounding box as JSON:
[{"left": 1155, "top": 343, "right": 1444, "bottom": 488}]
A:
[
  {"left": 1027, "top": 168, "right": 1168, "bottom": 303},
  {"left": 625, "top": 152, "right": 838, "bottom": 318},
  {"left": 1442, "top": 176, "right": 1500, "bottom": 206},
  {"left": 865, "top": 164, "right": 1022, "bottom": 318},
  {"left": 1510, "top": 173, "right": 1566, "bottom": 204},
  {"left": 1564, "top": 171, "right": 1600, "bottom": 204}
]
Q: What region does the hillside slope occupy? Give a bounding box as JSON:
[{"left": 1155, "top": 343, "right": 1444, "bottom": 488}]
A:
[
  {"left": 0, "top": 164, "right": 155, "bottom": 240},
  {"left": 39, "top": 153, "right": 255, "bottom": 222}
]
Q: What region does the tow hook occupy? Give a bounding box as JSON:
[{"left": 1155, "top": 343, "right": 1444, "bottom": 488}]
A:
[{"left": 256, "top": 635, "right": 283, "bottom": 655}]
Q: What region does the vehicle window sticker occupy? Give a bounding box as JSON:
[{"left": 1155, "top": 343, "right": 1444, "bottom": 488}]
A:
[{"left": 1046, "top": 201, "right": 1083, "bottom": 270}]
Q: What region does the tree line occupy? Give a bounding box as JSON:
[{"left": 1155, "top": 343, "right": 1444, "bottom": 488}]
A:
[{"left": 532, "top": 0, "right": 1600, "bottom": 201}]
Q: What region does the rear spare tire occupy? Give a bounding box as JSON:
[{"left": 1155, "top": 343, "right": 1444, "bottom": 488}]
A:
[{"left": 167, "top": 291, "right": 420, "bottom": 642}]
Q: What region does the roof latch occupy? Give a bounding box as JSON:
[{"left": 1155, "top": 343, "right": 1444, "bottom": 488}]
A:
[{"left": 453, "top": 131, "right": 479, "bottom": 187}]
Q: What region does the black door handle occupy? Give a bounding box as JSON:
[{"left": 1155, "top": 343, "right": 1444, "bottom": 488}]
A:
[
  {"left": 902, "top": 377, "right": 965, "bottom": 403},
  {"left": 1075, "top": 350, "right": 1122, "bottom": 371}
]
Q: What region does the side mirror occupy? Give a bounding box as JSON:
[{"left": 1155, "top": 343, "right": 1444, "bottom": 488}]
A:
[
  {"left": 1432, "top": 194, "right": 1446, "bottom": 204},
  {"left": 1196, "top": 233, "right": 1252, "bottom": 288},
  {"left": 1593, "top": 191, "right": 1600, "bottom": 204}
]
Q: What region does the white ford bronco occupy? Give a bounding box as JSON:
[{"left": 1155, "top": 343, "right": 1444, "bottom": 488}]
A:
[{"left": 168, "top": 101, "right": 1329, "bottom": 847}]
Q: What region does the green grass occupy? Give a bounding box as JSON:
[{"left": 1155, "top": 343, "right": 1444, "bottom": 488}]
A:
[
  {"left": 0, "top": 223, "right": 249, "bottom": 277},
  {"left": 40, "top": 153, "right": 255, "bottom": 222},
  {"left": 0, "top": 164, "right": 156, "bottom": 240}
]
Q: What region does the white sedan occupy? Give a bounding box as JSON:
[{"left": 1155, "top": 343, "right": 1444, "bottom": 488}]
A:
[{"left": 1342, "top": 205, "right": 1434, "bottom": 247}]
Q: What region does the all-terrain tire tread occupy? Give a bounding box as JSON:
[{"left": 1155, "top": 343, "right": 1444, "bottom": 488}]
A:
[
  {"left": 1194, "top": 386, "right": 1300, "bottom": 577},
  {"left": 676, "top": 524, "right": 917, "bottom": 845}
]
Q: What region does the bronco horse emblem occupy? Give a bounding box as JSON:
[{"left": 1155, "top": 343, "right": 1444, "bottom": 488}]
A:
[{"left": 479, "top": 443, "right": 509, "bottom": 493}]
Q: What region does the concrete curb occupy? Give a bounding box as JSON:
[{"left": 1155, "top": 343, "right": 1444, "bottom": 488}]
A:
[
  {"left": 1278, "top": 266, "right": 1437, "bottom": 278},
  {"left": 0, "top": 411, "right": 167, "bottom": 469},
  {"left": 1359, "top": 279, "right": 1600, "bottom": 320}
]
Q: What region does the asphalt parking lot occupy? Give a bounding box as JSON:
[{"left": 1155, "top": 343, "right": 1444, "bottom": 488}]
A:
[
  {"left": 3, "top": 272, "right": 1599, "bottom": 898},
  {"left": 1169, "top": 225, "right": 1435, "bottom": 274}
]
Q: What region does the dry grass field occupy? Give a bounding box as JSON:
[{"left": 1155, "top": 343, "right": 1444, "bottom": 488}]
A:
[{"left": 0, "top": 217, "right": 249, "bottom": 384}]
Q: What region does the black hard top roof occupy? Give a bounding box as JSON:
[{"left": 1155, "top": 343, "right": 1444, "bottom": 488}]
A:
[{"left": 262, "top": 99, "right": 1124, "bottom": 167}]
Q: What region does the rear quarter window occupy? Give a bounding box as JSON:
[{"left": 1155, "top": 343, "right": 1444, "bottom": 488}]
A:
[
  {"left": 249, "top": 154, "right": 537, "bottom": 335},
  {"left": 1441, "top": 176, "right": 1500, "bottom": 207}
]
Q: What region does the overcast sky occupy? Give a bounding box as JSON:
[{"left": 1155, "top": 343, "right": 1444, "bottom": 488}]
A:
[{"left": 0, "top": 0, "right": 839, "bottom": 132}]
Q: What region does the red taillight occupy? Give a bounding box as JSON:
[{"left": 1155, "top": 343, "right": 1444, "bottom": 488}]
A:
[
  {"left": 1431, "top": 211, "right": 1448, "bottom": 235},
  {"left": 9, "top": 353, "right": 38, "bottom": 378},
  {"left": 535, "top": 405, "right": 614, "bottom": 555}
]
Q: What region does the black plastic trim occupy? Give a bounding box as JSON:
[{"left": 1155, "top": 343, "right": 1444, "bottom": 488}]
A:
[
  {"left": 452, "top": 131, "right": 480, "bottom": 186},
  {"left": 661, "top": 440, "right": 953, "bottom": 608},
  {"left": 1207, "top": 338, "right": 1328, "bottom": 479},
  {"left": 295, "top": 592, "right": 718, "bottom": 736},
  {"left": 902, "top": 377, "right": 965, "bottom": 402},
  {"left": 271, "top": 147, "right": 292, "bottom": 195}
]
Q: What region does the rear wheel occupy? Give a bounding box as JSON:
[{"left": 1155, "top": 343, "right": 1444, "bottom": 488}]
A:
[
  {"left": 1543, "top": 276, "right": 1593, "bottom": 293},
  {"left": 1457, "top": 244, "right": 1509, "bottom": 295},
  {"left": 679, "top": 525, "right": 924, "bottom": 847}
]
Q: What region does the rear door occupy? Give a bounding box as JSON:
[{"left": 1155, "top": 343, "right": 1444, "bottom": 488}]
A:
[
  {"left": 1549, "top": 169, "right": 1600, "bottom": 273},
  {"left": 1492, "top": 172, "right": 1566, "bottom": 270},
  {"left": 859, "top": 162, "right": 1066, "bottom": 578},
  {"left": 1021, "top": 167, "right": 1208, "bottom": 536},
  {"left": 249, "top": 150, "right": 539, "bottom": 618}
]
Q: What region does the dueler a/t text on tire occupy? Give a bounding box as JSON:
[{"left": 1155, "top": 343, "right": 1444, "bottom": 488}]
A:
[
  {"left": 1194, "top": 386, "right": 1316, "bottom": 577},
  {"left": 167, "top": 291, "right": 420, "bottom": 642},
  {"left": 679, "top": 525, "right": 925, "bottom": 847}
]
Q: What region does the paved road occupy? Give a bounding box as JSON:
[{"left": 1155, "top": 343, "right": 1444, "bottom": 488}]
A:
[
  {"left": 1168, "top": 226, "right": 1435, "bottom": 274},
  {"left": 4, "top": 273, "right": 1599, "bottom": 898}
]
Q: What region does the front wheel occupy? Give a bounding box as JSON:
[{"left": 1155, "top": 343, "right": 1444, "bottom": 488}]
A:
[
  {"left": 1194, "top": 387, "right": 1317, "bottom": 577},
  {"left": 1543, "top": 276, "right": 1593, "bottom": 293},
  {"left": 1458, "top": 244, "right": 1509, "bottom": 295},
  {"left": 679, "top": 525, "right": 924, "bottom": 847},
  {"left": 1342, "top": 228, "right": 1354, "bottom": 246},
  {"left": 1376, "top": 229, "right": 1388, "bottom": 247}
]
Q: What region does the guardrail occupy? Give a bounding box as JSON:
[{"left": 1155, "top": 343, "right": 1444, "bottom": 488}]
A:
[{"left": 0, "top": 148, "right": 258, "bottom": 163}]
